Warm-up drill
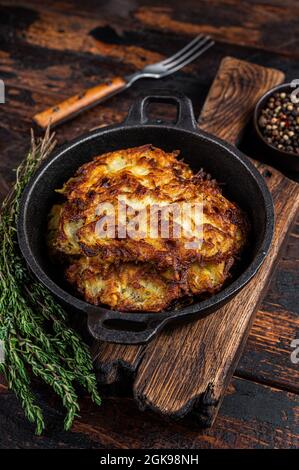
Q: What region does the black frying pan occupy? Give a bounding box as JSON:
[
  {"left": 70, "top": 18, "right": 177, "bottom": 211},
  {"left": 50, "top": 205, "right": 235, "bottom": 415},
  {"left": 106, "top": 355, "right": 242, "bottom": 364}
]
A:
[{"left": 17, "top": 92, "right": 274, "bottom": 344}]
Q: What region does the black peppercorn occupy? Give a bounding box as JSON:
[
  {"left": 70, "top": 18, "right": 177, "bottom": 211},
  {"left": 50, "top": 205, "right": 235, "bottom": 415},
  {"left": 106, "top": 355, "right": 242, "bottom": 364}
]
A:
[{"left": 258, "top": 90, "right": 299, "bottom": 154}]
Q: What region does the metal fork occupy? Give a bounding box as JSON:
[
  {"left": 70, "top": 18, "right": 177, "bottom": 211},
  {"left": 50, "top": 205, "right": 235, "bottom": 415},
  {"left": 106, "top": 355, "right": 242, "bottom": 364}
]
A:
[
  {"left": 34, "top": 35, "right": 215, "bottom": 129},
  {"left": 126, "top": 35, "right": 214, "bottom": 84}
]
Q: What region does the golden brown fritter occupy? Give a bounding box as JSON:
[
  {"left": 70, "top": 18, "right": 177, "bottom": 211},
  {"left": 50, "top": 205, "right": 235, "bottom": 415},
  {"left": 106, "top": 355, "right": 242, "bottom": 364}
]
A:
[
  {"left": 65, "top": 257, "right": 181, "bottom": 312},
  {"left": 48, "top": 145, "right": 248, "bottom": 312},
  {"left": 64, "top": 256, "right": 231, "bottom": 312}
]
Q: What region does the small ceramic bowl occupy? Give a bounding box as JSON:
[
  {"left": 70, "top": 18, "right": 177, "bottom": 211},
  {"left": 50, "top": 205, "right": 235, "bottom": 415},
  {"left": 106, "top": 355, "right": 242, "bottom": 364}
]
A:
[{"left": 253, "top": 83, "right": 299, "bottom": 173}]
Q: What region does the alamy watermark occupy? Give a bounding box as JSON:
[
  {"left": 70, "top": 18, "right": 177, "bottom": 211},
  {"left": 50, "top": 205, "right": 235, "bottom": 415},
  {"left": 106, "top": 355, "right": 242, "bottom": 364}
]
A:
[
  {"left": 94, "top": 196, "right": 204, "bottom": 249},
  {"left": 0, "top": 340, "right": 4, "bottom": 364},
  {"left": 290, "top": 338, "right": 299, "bottom": 365},
  {"left": 290, "top": 79, "right": 299, "bottom": 104},
  {"left": 0, "top": 79, "right": 4, "bottom": 104}
]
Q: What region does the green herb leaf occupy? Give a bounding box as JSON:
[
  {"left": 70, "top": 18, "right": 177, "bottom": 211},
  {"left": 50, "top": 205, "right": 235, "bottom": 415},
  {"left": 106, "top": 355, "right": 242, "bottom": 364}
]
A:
[{"left": 0, "top": 128, "right": 101, "bottom": 434}]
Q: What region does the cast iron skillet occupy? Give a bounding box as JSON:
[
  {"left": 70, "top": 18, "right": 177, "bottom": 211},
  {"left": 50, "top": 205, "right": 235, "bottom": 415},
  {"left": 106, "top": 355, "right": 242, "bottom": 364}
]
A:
[{"left": 18, "top": 91, "right": 274, "bottom": 344}]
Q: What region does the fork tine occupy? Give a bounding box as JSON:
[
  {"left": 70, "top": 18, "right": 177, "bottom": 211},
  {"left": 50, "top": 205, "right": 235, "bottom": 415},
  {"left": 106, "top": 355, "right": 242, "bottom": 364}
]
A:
[
  {"left": 162, "top": 39, "right": 214, "bottom": 76},
  {"left": 161, "top": 35, "right": 204, "bottom": 66},
  {"left": 164, "top": 36, "right": 212, "bottom": 70}
]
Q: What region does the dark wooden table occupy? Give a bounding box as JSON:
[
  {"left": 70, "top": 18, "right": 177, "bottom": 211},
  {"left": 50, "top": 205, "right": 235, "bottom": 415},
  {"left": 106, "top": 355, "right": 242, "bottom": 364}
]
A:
[{"left": 0, "top": 0, "right": 298, "bottom": 449}]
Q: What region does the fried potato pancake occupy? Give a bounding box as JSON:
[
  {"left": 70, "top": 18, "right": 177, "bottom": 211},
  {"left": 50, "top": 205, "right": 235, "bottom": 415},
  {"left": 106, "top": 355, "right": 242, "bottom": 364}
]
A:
[
  {"left": 65, "top": 258, "right": 181, "bottom": 312},
  {"left": 65, "top": 256, "right": 230, "bottom": 312},
  {"left": 48, "top": 145, "right": 248, "bottom": 311}
]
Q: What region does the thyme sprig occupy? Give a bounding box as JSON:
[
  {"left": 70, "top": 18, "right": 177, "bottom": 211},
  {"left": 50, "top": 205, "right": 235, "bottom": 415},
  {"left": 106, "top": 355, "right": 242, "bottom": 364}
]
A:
[{"left": 0, "top": 128, "right": 101, "bottom": 434}]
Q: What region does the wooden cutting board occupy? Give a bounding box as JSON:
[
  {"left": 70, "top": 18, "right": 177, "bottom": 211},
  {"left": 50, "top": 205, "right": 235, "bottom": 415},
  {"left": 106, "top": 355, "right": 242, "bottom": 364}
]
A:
[{"left": 91, "top": 57, "right": 299, "bottom": 426}]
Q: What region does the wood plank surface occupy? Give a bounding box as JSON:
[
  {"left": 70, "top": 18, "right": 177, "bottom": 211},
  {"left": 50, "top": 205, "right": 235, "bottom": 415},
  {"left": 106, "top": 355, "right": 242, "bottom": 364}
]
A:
[
  {"left": 237, "top": 242, "right": 299, "bottom": 393},
  {"left": 1, "top": 374, "right": 298, "bottom": 448},
  {"left": 0, "top": 0, "right": 298, "bottom": 448},
  {"left": 2, "top": 0, "right": 299, "bottom": 58},
  {"left": 92, "top": 57, "right": 299, "bottom": 427}
]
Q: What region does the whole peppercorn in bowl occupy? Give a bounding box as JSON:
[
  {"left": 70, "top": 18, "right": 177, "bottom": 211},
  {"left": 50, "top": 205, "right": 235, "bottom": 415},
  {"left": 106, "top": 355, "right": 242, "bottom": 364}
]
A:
[{"left": 254, "top": 83, "right": 299, "bottom": 172}]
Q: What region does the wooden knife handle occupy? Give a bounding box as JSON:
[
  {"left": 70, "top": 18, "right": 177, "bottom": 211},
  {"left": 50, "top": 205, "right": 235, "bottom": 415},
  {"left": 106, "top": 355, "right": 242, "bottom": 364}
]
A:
[{"left": 33, "top": 77, "right": 127, "bottom": 128}]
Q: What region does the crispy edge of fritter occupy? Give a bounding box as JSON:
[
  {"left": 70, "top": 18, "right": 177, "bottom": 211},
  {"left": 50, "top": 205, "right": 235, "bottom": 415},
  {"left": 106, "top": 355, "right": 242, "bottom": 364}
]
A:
[
  {"left": 59, "top": 172, "right": 248, "bottom": 268},
  {"left": 47, "top": 145, "right": 250, "bottom": 311},
  {"left": 58, "top": 144, "right": 193, "bottom": 200},
  {"left": 65, "top": 260, "right": 181, "bottom": 312},
  {"left": 64, "top": 255, "right": 235, "bottom": 312}
]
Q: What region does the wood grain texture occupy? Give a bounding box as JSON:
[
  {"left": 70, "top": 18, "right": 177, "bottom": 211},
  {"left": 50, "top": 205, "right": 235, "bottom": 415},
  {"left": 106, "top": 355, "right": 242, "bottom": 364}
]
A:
[
  {"left": 91, "top": 342, "right": 144, "bottom": 385},
  {"left": 0, "top": 1, "right": 299, "bottom": 447},
  {"left": 92, "top": 57, "right": 299, "bottom": 427},
  {"left": 2, "top": 0, "right": 299, "bottom": 59},
  {"left": 237, "top": 233, "right": 299, "bottom": 393},
  {"left": 133, "top": 1, "right": 299, "bottom": 59},
  {"left": 33, "top": 76, "right": 126, "bottom": 128},
  {"left": 73, "top": 378, "right": 299, "bottom": 449},
  {"left": 92, "top": 234, "right": 299, "bottom": 390},
  {"left": 1, "top": 378, "right": 298, "bottom": 449},
  {"left": 237, "top": 306, "right": 299, "bottom": 393},
  {"left": 199, "top": 57, "right": 284, "bottom": 144}
]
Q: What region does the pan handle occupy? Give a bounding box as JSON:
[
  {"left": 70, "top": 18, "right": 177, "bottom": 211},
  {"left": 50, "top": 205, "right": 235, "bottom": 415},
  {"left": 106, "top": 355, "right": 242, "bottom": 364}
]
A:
[
  {"left": 86, "top": 307, "right": 169, "bottom": 344},
  {"left": 124, "top": 90, "right": 198, "bottom": 130}
]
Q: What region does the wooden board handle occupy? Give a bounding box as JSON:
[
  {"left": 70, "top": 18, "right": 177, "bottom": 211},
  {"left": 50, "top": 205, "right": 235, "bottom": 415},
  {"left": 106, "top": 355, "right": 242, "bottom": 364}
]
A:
[
  {"left": 199, "top": 57, "right": 285, "bottom": 145},
  {"left": 92, "top": 57, "right": 297, "bottom": 429},
  {"left": 33, "top": 77, "right": 126, "bottom": 128}
]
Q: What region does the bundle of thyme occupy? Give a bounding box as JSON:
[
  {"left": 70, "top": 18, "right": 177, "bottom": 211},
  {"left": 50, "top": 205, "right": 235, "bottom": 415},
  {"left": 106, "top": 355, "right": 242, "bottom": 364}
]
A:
[{"left": 0, "top": 128, "right": 101, "bottom": 434}]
